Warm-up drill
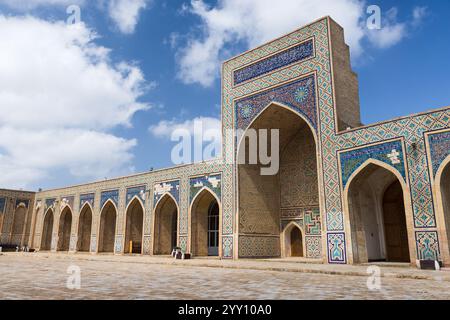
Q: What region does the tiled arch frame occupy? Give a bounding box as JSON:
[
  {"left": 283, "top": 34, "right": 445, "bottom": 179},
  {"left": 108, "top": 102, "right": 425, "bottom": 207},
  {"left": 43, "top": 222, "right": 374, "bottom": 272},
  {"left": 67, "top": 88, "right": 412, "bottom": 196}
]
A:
[
  {"left": 188, "top": 185, "right": 223, "bottom": 257},
  {"left": 223, "top": 16, "right": 450, "bottom": 263},
  {"left": 425, "top": 129, "right": 450, "bottom": 265},
  {"left": 122, "top": 194, "right": 146, "bottom": 255},
  {"left": 96, "top": 198, "right": 120, "bottom": 253},
  {"left": 339, "top": 156, "right": 417, "bottom": 264},
  {"left": 233, "top": 99, "right": 326, "bottom": 260},
  {"left": 151, "top": 191, "right": 181, "bottom": 255}
]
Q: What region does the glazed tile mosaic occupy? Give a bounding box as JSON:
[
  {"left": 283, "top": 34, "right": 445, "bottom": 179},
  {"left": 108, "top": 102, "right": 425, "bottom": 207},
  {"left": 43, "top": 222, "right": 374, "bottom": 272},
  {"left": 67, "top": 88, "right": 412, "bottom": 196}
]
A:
[
  {"left": 233, "top": 39, "right": 314, "bottom": 85},
  {"left": 80, "top": 193, "right": 95, "bottom": 209},
  {"left": 428, "top": 130, "right": 450, "bottom": 176}
]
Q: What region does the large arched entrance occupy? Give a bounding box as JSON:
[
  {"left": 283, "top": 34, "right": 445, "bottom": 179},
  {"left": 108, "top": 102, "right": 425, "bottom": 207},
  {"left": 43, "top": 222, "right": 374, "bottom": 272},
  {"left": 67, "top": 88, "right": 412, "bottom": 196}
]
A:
[
  {"left": 41, "top": 209, "right": 54, "bottom": 251},
  {"left": 124, "top": 198, "right": 144, "bottom": 254},
  {"left": 345, "top": 162, "right": 411, "bottom": 263},
  {"left": 98, "top": 201, "right": 117, "bottom": 253},
  {"left": 237, "top": 104, "right": 320, "bottom": 258},
  {"left": 11, "top": 204, "right": 27, "bottom": 245},
  {"left": 57, "top": 207, "right": 72, "bottom": 251},
  {"left": 153, "top": 194, "right": 178, "bottom": 255},
  {"left": 438, "top": 161, "right": 450, "bottom": 260},
  {"left": 190, "top": 189, "right": 220, "bottom": 257},
  {"left": 77, "top": 204, "right": 92, "bottom": 252}
]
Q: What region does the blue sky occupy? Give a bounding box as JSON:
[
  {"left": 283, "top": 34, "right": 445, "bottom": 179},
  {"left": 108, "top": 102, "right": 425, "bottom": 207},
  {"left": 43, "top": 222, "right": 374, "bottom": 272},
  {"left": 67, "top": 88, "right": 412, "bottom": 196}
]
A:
[{"left": 0, "top": 0, "right": 449, "bottom": 191}]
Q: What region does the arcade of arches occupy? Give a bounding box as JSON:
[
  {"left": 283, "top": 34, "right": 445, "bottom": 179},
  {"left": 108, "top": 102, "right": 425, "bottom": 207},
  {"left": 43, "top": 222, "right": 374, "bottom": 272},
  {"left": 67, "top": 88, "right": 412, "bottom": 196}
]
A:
[
  {"left": 346, "top": 163, "right": 411, "bottom": 263},
  {"left": 124, "top": 199, "right": 144, "bottom": 254},
  {"left": 153, "top": 195, "right": 178, "bottom": 255},
  {"left": 238, "top": 105, "right": 320, "bottom": 258},
  {"left": 98, "top": 201, "right": 117, "bottom": 253},
  {"left": 11, "top": 205, "right": 27, "bottom": 243}
]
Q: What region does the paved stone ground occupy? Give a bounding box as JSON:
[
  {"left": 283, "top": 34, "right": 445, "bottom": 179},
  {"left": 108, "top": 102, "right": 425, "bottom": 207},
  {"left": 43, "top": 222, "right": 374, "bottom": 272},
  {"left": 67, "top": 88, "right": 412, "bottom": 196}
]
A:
[{"left": 1, "top": 253, "right": 449, "bottom": 300}]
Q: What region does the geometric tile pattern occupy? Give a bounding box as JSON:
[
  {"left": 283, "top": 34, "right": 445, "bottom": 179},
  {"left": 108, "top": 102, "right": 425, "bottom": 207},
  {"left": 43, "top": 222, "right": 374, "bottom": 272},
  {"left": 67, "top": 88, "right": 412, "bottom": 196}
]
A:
[
  {"left": 235, "top": 75, "right": 317, "bottom": 131},
  {"left": 80, "top": 193, "right": 95, "bottom": 210},
  {"left": 189, "top": 174, "right": 222, "bottom": 203},
  {"left": 15, "top": 199, "right": 30, "bottom": 209},
  {"left": 304, "top": 208, "right": 321, "bottom": 235},
  {"left": 45, "top": 198, "right": 56, "bottom": 210},
  {"left": 234, "top": 39, "right": 314, "bottom": 85},
  {"left": 100, "top": 190, "right": 119, "bottom": 209},
  {"left": 126, "top": 185, "right": 146, "bottom": 206},
  {"left": 222, "top": 236, "right": 233, "bottom": 258},
  {"left": 154, "top": 180, "right": 180, "bottom": 205},
  {"left": 114, "top": 235, "right": 123, "bottom": 254},
  {"left": 327, "top": 233, "right": 346, "bottom": 264},
  {"left": 305, "top": 236, "right": 322, "bottom": 258},
  {"left": 60, "top": 196, "right": 74, "bottom": 210},
  {"left": 238, "top": 235, "right": 280, "bottom": 258},
  {"left": 415, "top": 231, "right": 441, "bottom": 261},
  {"left": 340, "top": 140, "right": 406, "bottom": 189},
  {"left": 429, "top": 130, "right": 450, "bottom": 176}
]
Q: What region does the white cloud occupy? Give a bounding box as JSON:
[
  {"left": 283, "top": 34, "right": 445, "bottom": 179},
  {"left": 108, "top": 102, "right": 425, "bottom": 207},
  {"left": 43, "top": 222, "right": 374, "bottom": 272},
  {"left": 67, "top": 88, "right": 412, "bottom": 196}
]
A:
[
  {"left": 150, "top": 116, "right": 221, "bottom": 139},
  {"left": 0, "top": 0, "right": 150, "bottom": 35},
  {"left": 176, "top": 0, "right": 427, "bottom": 87},
  {"left": 108, "top": 0, "right": 150, "bottom": 34},
  {"left": 367, "top": 8, "right": 406, "bottom": 49},
  {"left": 0, "top": 15, "right": 150, "bottom": 189},
  {"left": 367, "top": 6, "right": 428, "bottom": 49},
  {"left": 149, "top": 116, "right": 222, "bottom": 163},
  {"left": 0, "top": 0, "right": 84, "bottom": 10}
]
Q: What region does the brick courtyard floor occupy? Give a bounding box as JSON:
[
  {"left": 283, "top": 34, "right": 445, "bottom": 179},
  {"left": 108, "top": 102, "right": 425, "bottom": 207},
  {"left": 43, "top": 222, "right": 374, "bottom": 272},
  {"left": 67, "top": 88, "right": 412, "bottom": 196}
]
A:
[{"left": 1, "top": 253, "right": 449, "bottom": 300}]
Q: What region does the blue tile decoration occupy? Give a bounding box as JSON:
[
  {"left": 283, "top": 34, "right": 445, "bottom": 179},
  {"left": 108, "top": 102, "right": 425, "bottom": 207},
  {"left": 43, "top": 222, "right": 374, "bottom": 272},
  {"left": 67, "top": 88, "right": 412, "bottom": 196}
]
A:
[
  {"left": 222, "top": 236, "right": 233, "bottom": 259},
  {"left": 235, "top": 75, "right": 317, "bottom": 132},
  {"left": 80, "top": 193, "right": 95, "bottom": 209},
  {"left": 60, "top": 196, "right": 74, "bottom": 209},
  {"left": 0, "top": 198, "right": 5, "bottom": 213},
  {"left": 340, "top": 140, "right": 406, "bottom": 189},
  {"left": 234, "top": 39, "right": 314, "bottom": 85},
  {"left": 15, "top": 199, "right": 29, "bottom": 209},
  {"left": 327, "top": 233, "right": 347, "bottom": 264},
  {"left": 429, "top": 131, "right": 450, "bottom": 176},
  {"left": 100, "top": 190, "right": 119, "bottom": 208},
  {"left": 45, "top": 198, "right": 56, "bottom": 210},
  {"left": 416, "top": 231, "right": 441, "bottom": 261},
  {"left": 154, "top": 180, "right": 180, "bottom": 205},
  {"left": 126, "top": 185, "right": 147, "bottom": 206},
  {"left": 190, "top": 174, "right": 222, "bottom": 202}
]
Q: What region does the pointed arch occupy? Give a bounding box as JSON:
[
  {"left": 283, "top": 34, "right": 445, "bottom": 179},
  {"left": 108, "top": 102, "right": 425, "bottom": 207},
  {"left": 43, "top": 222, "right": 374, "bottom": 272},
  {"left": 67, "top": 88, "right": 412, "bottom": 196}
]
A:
[
  {"left": 11, "top": 203, "right": 27, "bottom": 245},
  {"left": 57, "top": 206, "right": 73, "bottom": 251},
  {"left": 236, "top": 101, "right": 319, "bottom": 153},
  {"left": 342, "top": 159, "right": 415, "bottom": 264},
  {"left": 40, "top": 208, "right": 54, "bottom": 251},
  {"left": 281, "top": 221, "right": 306, "bottom": 258},
  {"left": 434, "top": 154, "right": 450, "bottom": 265},
  {"left": 123, "top": 196, "right": 145, "bottom": 254},
  {"left": 343, "top": 158, "right": 408, "bottom": 195},
  {"left": 189, "top": 187, "right": 222, "bottom": 257},
  {"left": 98, "top": 199, "right": 117, "bottom": 253},
  {"left": 236, "top": 102, "right": 323, "bottom": 259},
  {"left": 77, "top": 202, "right": 93, "bottom": 252},
  {"left": 153, "top": 192, "right": 180, "bottom": 255}
]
